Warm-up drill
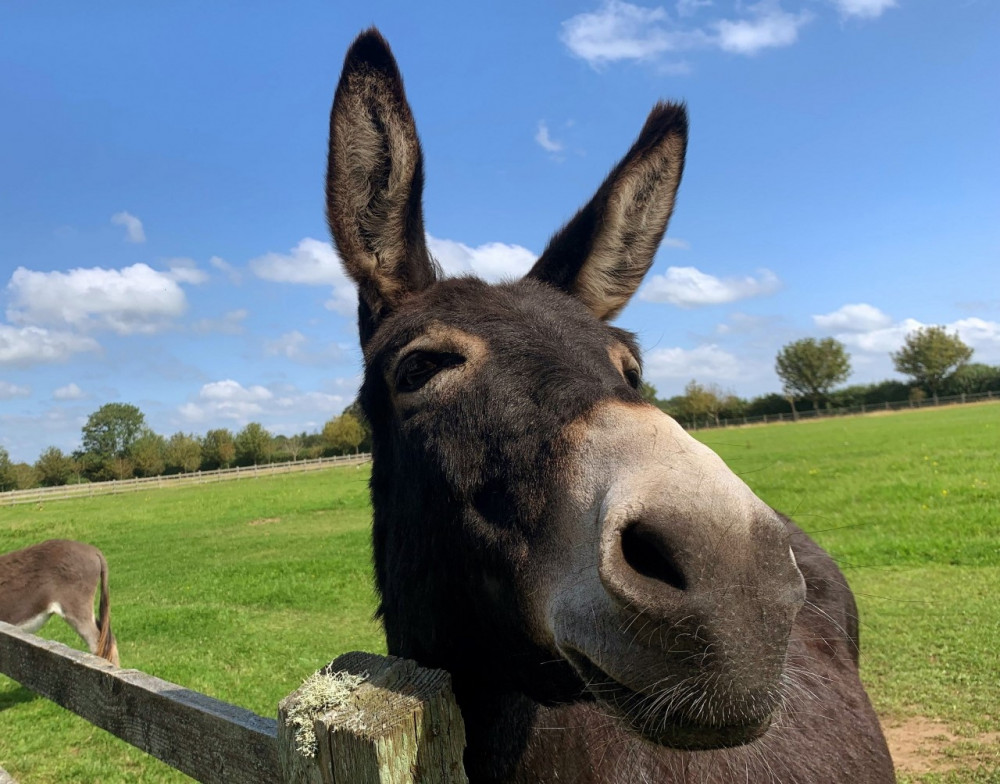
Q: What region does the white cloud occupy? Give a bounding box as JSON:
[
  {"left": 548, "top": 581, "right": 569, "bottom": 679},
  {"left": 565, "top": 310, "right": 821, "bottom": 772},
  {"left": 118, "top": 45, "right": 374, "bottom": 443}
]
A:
[
  {"left": 832, "top": 0, "right": 896, "bottom": 19},
  {"left": 837, "top": 318, "right": 923, "bottom": 354},
  {"left": 111, "top": 211, "right": 146, "bottom": 243},
  {"left": 427, "top": 235, "right": 537, "bottom": 281},
  {"left": 951, "top": 317, "right": 1000, "bottom": 347},
  {"left": 6, "top": 263, "right": 188, "bottom": 334},
  {"left": 53, "top": 382, "right": 85, "bottom": 400},
  {"left": 263, "top": 330, "right": 344, "bottom": 364},
  {"left": 535, "top": 121, "right": 565, "bottom": 153},
  {"left": 715, "top": 312, "right": 780, "bottom": 336},
  {"left": 264, "top": 331, "right": 308, "bottom": 360},
  {"left": 178, "top": 379, "right": 274, "bottom": 423},
  {"left": 713, "top": 2, "right": 811, "bottom": 55},
  {"left": 660, "top": 236, "right": 691, "bottom": 249},
  {"left": 645, "top": 344, "right": 743, "bottom": 379},
  {"left": 249, "top": 238, "right": 357, "bottom": 317},
  {"left": 639, "top": 266, "right": 779, "bottom": 307},
  {"left": 178, "top": 379, "right": 347, "bottom": 427},
  {"left": 836, "top": 317, "right": 1000, "bottom": 359},
  {"left": 0, "top": 381, "right": 30, "bottom": 399},
  {"left": 324, "top": 288, "right": 358, "bottom": 317},
  {"left": 249, "top": 238, "right": 345, "bottom": 286},
  {"left": 813, "top": 303, "right": 892, "bottom": 332},
  {"left": 560, "top": 0, "right": 825, "bottom": 68},
  {"left": 0, "top": 324, "right": 100, "bottom": 366},
  {"left": 561, "top": 0, "right": 706, "bottom": 66},
  {"left": 165, "top": 258, "right": 209, "bottom": 285},
  {"left": 209, "top": 256, "right": 242, "bottom": 285}
]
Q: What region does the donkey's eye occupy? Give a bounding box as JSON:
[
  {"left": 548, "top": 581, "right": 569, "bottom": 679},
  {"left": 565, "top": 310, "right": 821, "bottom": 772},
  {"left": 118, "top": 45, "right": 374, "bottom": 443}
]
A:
[
  {"left": 396, "top": 351, "right": 465, "bottom": 393},
  {"left": 624, "top": 367, "right": 642, "bottom": 390}
]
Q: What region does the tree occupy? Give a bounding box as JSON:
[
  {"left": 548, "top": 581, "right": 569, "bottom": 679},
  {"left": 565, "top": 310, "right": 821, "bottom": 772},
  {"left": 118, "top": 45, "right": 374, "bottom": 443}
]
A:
[
  {"left": 81, "top": 403, "right": 146, "bottom": 480},
  {"left": 35, "top": 446, "right": 76, "bottom": 487},
  {"left": 342, "top": 399, "right": 373, "bottom": 453},
  {"left": 202, "top": 428, "right": 236, "bottom": 470},
  {"left": 235, "top": 423, "right": 273, "bottom": 465},
  {"left": 166, "top": 432, "right": 202, "bottom": 473},
  {"left": 640, "top": 381, "right": 659, "bottom": 406},
  {"left": 130, "top": 431, "right": 167, "bottom": 477},
  {"left": 775, "top": 338, "right": 851, "bottom": 411},
  {"left": 323, "top": 413, "right": 365, "bottom": 455},
  {"left": 892, "top": 326, "right": 974, "bottom": 402},
  {"left": 943, "top": 363, "right": 1000, "bottom": 396},
  {"left": 272, "top": 434, "right": 305, "bottom": 462},
  {"left": 11, "top": 462, "right": 39, "bottom": 490},
  {"left": 679, "top": 381, "right": 726, "bottom": 426},
  {"left": 0, "top": 446, "right": 16, "bottom": 492}
]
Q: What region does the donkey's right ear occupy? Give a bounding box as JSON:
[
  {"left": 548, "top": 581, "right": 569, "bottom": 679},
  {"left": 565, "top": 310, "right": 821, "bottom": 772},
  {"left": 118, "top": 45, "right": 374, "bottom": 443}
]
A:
[{"left": 327, "top": 29, "right": 436, "bottom": 333}]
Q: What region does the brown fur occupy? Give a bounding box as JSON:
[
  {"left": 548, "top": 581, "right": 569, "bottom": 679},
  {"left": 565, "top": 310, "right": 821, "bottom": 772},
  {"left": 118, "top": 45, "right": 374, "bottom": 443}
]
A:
[
  {"left": 0, "top": 539, "right": 119, "bottom": 666},
  {"left": 324, "top": 28, "right": 894, "bottom": 783}
]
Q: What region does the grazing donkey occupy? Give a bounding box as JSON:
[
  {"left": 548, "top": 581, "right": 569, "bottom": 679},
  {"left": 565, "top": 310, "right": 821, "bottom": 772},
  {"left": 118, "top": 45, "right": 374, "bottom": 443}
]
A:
[
  {"left": 326, "top": 29, "right": 894, "bottom": 783},
  {"left": 0, "top": 539, "right": 119, "bottom": 666}
]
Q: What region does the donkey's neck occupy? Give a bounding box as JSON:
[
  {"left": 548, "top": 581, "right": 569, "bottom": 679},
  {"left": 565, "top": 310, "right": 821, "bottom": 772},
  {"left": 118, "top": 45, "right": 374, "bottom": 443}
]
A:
[{"left": 455, "top": 685, "right": 686, "bottom": 784}]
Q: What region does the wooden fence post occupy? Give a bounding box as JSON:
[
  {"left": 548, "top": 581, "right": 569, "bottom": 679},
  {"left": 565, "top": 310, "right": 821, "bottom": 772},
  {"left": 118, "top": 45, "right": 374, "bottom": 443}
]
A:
[{"left": 277, "top": 652, "right": 468, "bottom": 784}]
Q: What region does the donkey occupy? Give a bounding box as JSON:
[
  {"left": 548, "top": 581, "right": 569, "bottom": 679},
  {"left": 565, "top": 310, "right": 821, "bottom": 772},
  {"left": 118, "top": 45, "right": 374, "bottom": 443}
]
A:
[
  {"left": 0, "top": 539, "right": 119, "bottom": 666},
  {"left": 326, "top": 29, "right": 894, "bottom": 783}
]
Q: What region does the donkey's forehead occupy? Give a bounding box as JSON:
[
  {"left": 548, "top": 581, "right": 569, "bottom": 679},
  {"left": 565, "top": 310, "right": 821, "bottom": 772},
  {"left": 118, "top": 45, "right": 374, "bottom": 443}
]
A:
[{"left": 364, "top": 277, "right": 641, "bottom": 363}]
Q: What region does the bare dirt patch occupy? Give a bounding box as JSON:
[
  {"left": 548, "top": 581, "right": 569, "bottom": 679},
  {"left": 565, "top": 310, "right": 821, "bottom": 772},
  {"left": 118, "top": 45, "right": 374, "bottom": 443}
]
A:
[
  {"left": 884, "top": 716, "right": 1000, "bottom": 775},
  {"left": 248, "top": 517, "right": 282, "bottom": 526}
]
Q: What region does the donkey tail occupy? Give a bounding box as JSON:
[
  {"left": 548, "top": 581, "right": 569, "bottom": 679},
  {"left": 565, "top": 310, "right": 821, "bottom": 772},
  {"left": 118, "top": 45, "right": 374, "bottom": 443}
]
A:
[{"left": 95, "top": 551, "right": 120, "bottom": 666}]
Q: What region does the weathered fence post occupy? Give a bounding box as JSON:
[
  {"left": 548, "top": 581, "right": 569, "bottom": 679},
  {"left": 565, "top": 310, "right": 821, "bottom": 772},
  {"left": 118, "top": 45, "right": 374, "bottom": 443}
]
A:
[{"left": 277, "top": 652, "right": 468, "bottom": 784}]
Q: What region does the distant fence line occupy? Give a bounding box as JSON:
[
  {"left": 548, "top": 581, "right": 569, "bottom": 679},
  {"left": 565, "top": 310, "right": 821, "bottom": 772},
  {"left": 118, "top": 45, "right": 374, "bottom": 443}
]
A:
[
  {"left": 1, "top": 453, "right": 372, "bottom": 507},
  {"left": 681, "top": 388, "right": 997, "bottom": 431}
]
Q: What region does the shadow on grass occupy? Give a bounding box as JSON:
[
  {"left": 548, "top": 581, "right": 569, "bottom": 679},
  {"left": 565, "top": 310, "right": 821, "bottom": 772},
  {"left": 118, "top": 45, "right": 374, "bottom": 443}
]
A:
[{"left": 0, "top": 683, "right": 39, "bottom": 712}]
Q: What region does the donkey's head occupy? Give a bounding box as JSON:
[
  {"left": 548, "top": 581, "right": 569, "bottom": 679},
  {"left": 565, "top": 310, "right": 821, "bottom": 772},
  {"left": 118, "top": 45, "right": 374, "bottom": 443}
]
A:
[{"left": 327, "top": 29, "right": 805, "bottom": 750}]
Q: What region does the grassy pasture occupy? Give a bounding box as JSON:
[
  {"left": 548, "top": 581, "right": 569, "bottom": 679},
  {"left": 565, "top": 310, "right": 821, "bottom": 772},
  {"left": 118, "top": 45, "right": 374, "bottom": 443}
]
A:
[{"left": 2, "top": 403, "right": 999, "bottom": 782}]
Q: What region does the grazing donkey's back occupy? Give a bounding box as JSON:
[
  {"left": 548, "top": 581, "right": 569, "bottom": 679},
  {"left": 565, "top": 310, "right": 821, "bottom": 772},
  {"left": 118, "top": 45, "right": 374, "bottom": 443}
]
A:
[
  {"left": 0, "top": 539, "right": 119, "bottom": 666},
  {"left": 324, "top": 28, "right": 894, "bottom": 783}
]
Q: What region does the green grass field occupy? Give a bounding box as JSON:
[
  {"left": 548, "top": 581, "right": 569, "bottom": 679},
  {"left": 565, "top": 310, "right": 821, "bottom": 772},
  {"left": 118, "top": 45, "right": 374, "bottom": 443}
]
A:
[{"left": 2, "top": 403, "right": 998, "bottom": 782}]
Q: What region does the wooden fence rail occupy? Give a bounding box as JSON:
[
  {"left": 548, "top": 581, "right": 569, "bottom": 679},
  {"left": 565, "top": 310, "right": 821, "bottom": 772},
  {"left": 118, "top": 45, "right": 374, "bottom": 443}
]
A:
[
  {"left": 1, "top": 453, "right": 372, "bottom": 507},
  {"left": 0, "top": 622, "right": 467, "bottom": 783}
]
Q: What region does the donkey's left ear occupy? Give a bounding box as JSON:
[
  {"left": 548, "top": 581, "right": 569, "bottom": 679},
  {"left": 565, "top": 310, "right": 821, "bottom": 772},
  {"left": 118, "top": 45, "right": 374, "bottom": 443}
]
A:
[{"left": 527, "top": 102, "right": 687, "bottom": 321}]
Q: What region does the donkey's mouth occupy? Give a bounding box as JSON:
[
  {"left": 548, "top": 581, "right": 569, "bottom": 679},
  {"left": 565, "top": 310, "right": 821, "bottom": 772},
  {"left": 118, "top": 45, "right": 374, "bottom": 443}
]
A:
[{"left": 561, "top": 647, "right": 772, "bottom": 750}]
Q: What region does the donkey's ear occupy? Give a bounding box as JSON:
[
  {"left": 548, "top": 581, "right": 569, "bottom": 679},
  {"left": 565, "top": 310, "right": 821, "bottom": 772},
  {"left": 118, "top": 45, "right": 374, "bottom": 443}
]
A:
[
  {"left": 327, "top": 29, "right": 436, "bottom": 332},
  {"left": 527, "top": 103, "right": 687, "bottom": 321}
]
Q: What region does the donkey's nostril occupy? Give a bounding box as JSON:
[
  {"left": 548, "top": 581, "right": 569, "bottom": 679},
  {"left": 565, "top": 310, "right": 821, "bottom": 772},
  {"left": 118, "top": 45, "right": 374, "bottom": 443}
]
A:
[{"left": 620, "top": 521, "right": 688, "bottom": 592}]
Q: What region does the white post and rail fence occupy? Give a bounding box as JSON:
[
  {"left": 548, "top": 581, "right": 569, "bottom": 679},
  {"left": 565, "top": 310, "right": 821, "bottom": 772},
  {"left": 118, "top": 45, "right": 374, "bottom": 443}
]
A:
[
  {"left": 0, "top": 622, "right": 468, "bottom": 783},
  {"left": 1, "top": 454, "right": 373, "bottom": 508}
]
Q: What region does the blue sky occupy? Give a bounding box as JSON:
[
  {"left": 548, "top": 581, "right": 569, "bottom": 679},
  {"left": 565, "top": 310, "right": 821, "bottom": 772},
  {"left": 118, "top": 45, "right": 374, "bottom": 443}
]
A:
[{"left": 1, "top": 0, "right": 998, "bottom": 464}]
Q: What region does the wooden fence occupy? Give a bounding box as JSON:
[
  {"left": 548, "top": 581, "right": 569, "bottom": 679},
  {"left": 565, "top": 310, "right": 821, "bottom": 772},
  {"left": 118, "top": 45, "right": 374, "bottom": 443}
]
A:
[
  {"left": 1, "top": 453, "right": 372, "bottom": 507},
  {"left": 0, "top": 622, "right": 467, "bottom": 783}
]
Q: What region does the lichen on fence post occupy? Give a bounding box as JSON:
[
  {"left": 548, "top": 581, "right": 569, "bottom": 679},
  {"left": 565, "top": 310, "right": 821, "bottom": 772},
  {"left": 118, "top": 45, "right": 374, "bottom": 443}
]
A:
[{"left": 277, "top": 652, "right": 468, "bottom": 784}]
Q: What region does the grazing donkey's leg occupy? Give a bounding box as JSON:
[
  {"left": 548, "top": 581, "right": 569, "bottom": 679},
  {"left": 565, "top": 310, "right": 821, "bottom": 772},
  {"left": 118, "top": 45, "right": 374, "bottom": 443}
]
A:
[{"left": 56, "top": 547, "right": 118, "bottom": 666}]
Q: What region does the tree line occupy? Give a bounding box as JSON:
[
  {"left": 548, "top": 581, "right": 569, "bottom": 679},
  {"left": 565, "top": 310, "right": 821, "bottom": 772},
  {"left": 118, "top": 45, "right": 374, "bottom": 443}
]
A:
[
  {"left": 0, "top": 403, "right": 373, "bottom": 492},
  {"left": 2, "top": 326, "right": 994, "bottom": 491},
  {"left": 650, "top": 325, "right": 995, "bottom": 426}
]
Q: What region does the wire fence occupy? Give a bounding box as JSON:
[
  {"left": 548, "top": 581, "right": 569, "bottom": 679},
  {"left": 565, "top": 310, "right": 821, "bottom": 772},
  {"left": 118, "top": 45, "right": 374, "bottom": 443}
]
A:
[
  {"left": 1, "top": 453, "right": 372, "bottom": 507},
  {"left": 680, "top": 388, "right": 998, "bottom": 431}
]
